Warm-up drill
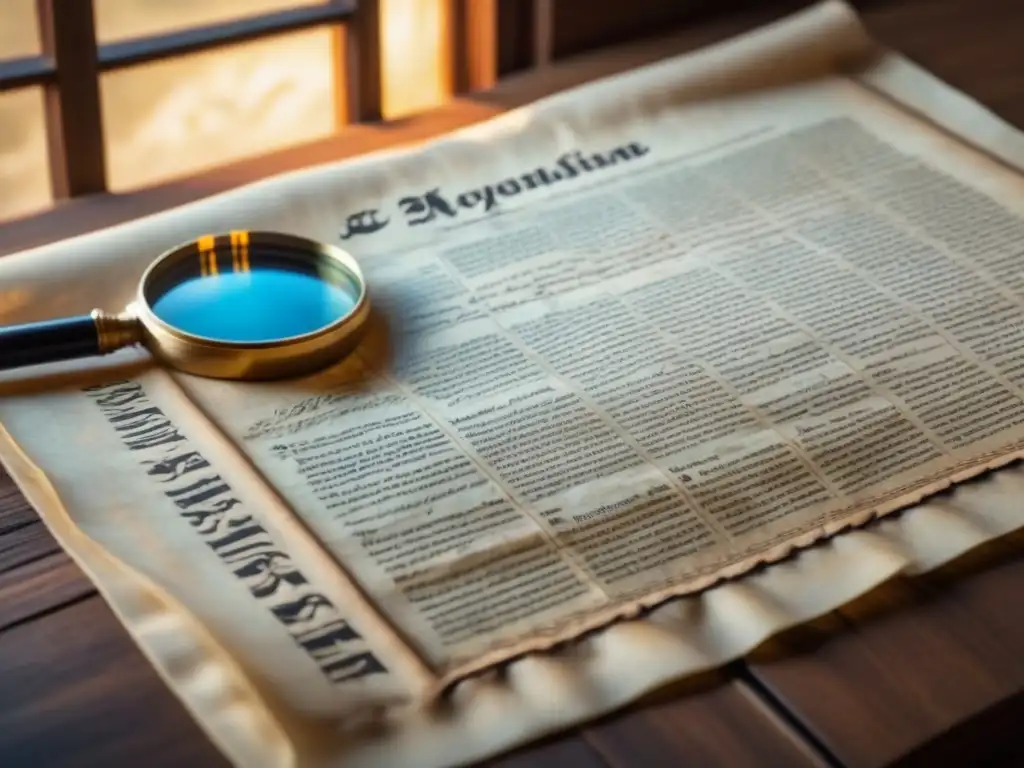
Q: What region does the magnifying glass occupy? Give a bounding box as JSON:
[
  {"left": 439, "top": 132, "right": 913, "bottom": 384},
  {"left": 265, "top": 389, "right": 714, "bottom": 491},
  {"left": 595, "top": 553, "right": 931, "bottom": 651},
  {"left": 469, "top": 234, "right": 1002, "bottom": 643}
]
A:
[{"left": 0, "top": 231, "right": 370, "bottom": 381}]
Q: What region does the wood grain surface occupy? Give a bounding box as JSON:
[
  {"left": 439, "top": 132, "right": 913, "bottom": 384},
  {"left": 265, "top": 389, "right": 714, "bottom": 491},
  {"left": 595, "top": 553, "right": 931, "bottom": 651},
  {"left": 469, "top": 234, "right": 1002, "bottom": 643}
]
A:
[{"left": 1, "top": 1, "right": 1023, "bottom": 766}]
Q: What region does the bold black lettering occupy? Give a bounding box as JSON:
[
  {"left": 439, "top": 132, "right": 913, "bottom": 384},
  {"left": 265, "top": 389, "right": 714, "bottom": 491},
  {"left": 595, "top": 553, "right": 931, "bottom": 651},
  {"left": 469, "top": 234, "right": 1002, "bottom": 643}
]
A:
[
  {"left": 145, "top": 450, "right": 210, "bottom": 482},
  {"left": 607, "top": 147, "right": 632, "bottom": 164},
  {"left": 87, "top": 379, "right": 390, "bottom": 686},
  {"left": 555, "top": 154, "right": 580, "bottom": 179},
  {"left": 86, "top": 381, "right": 146, "bottom": 409},
  {"left": 519, "top": 167, "right": 558, "bottom": 190},
  {"left": 166, "top": 475, "right": 233, "bottom": 509},
  {"left": 233, "top": 551, "right": 308, "bottom": 598},
  {"left": 177, "top": 499, "right": 244, "bottom": 535},
  {"left": 271, "top": 592, "right": 337, "bottom": 626},
  {"left": 208, "top": 522, "right": 269, "bottom": 552},
  {"left": 319, "top": 651, "right": 388, "bottom": 682},
  {"left": 575, "top": 150, "right": 600, "bottom": 172},
  {"left": 399, "top": 189, "right": 457, "bottom": 226},
  {"left": 495, "top": 178, "right": 522, "bottom": 197},
  {"left": 456, "top": 186, "right": 498, "bottom": 212},
  {"left": 82, "top": 379, "right": 131, "bottom": 394},
  {"left": 292, "top": 621, "right": 387, "bottom": 681},
  {"left": 294, "top": 617, "right": 361, "bottom": 648},
  {"left": 215, "top": 532, "right": 281, "bottom": 562},
  {"left": 105, "top": 404, "right": 159, "bottom": 424},
  {"left": 106, "top": 406, "right": 187, "bottom": 451},
  {"left": 339, "top": 209, "right": 390, "bottom": 240}
]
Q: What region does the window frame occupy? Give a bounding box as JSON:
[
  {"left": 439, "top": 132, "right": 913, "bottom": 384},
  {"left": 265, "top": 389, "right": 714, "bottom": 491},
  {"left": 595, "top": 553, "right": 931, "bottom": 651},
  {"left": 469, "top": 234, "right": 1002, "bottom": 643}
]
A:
[
  {"left": 0, "top": 0, "right": 381, "bottom": 199},
  {"left": 0, "top": 0, "right": 671, "bottom": 220},
  {"left": 0, "top": 0, "right": 549, "bottom": 207}
]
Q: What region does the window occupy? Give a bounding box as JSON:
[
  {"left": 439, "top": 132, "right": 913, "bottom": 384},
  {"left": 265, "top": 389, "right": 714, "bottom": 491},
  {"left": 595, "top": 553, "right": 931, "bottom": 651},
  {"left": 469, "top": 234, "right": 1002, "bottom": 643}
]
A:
[{"left": 0, "top": 0, "right": 451, "bottom": 221}]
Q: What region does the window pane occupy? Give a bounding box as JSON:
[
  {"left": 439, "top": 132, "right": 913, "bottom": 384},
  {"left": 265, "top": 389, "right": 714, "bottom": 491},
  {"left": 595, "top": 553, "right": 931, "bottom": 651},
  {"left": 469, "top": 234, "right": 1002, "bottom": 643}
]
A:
[
  {"left": 94, "top": 0, "right": 327, "bottom": 43},
  {"left": 100, "top": 28, "right": 336, "bottom": 191},
  {"left": 381, "top": 0, "right": 448, "bottom": 119},
  {"left": 0, "top": 88, "right": 51, "bottom": 222},
  {"left": 0, "top": 0, "right": 41, "bottom": 59}
]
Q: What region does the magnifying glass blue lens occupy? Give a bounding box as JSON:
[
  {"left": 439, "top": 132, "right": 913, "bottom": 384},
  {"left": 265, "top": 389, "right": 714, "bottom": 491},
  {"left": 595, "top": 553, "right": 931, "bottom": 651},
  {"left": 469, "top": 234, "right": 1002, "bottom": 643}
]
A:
[
  {"left": 0, "top": 231, "right": 368, "bottom": 382},
  {"left": 151, "top": 264, "right": 360, "bottom": 344}
]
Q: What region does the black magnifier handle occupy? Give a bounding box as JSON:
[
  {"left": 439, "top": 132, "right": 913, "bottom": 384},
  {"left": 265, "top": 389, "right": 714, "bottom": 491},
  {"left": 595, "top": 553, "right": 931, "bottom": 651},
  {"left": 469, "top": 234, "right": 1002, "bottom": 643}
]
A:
[{"left": 0, "top": 310, "right": 141, "bottom": 371}]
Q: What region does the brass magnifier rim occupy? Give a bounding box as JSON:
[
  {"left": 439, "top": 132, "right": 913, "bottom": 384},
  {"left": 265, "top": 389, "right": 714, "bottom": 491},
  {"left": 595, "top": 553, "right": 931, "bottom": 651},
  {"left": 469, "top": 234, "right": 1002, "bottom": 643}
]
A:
[{"left": 117, "top": 230, "right": 370, "bottom": 381}]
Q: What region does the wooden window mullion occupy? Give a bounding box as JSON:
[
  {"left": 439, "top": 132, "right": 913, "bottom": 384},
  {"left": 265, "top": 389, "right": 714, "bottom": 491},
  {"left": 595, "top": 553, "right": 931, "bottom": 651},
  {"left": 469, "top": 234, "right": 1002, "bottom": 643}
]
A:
[
  {"left": 531, "top": 0, "right": 553, "bottom": 68},
  {"left": 344, "top": 0, "right": 383, "bottom": 122},
  {"left": 448, "top": 0, "right": 543, "bottom": 94},
  {"left": 36, "top": 0, "right": 107, "bottom": 199},
  {"left": 449, "top": 0, "right": 498, "bottom": 94}
]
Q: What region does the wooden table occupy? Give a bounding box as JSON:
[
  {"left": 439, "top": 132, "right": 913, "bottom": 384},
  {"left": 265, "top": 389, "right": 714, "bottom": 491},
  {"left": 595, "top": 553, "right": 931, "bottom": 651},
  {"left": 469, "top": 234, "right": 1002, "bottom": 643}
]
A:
[{"left": 2, "top": 1, "right": 1023, "bottom": 765}]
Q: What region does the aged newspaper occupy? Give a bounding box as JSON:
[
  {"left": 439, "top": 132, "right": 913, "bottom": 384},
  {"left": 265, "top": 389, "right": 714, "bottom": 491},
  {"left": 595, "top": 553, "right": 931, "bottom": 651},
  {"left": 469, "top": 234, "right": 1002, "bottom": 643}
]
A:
[{"left": 2, "top": 2, "right": 1024, "bottom": 766}]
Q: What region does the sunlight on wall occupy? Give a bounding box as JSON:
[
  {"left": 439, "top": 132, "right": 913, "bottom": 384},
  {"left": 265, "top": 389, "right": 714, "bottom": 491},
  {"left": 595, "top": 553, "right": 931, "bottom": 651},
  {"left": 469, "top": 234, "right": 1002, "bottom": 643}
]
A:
[
  {"left": 102, "top": 28, "right": 338, "bottom": 190},
  {"left": 0, "top": 0, "right": 39, "bottom": 58},
  {"left": 0, "top": 88, "right": 50, "bottom": 221},
  {"left": 381, "top": 0, "right": 449, "bottom": 119},
  {"left": 0, "top": 0, "right": 451, "bottom": 218}
]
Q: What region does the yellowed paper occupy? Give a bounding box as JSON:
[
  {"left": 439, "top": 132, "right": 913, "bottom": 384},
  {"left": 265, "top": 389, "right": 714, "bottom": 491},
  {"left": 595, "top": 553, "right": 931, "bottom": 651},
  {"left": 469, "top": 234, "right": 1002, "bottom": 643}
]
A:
[{"left": 2, "top": 3, "right": 1024, "bottom": 766}]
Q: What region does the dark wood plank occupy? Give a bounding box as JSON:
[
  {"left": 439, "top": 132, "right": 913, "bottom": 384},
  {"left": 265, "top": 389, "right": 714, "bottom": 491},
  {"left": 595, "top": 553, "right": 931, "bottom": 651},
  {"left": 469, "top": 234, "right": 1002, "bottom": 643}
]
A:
[
  {"left": 583, "top": 677, "right": 829, "bottom": 768},
  {"left": 0, "top": 550, "right": 93, "bottom": 632},
  {"left": 747, "top": 571, "right": 1024, "bottom": 768},
  {"left": 861, "top": 0, "right": 1024, "bottom": 128},
  {"left": 897, "top": 689, "right": 1024, "bottom": 768},
  {"left": 0, "top": 470, "right": 36, "bottom": 533},
  {"left": 0, "top": 595, "right": 228, "bottom": 768},
  {"left": 894, "top": 535, "right": 1024, "bottom": 768},
  {"left": 0, "top": 520, "right": 60, "bottom": 573},
  {"left": 921, "top": 532, "right": 1024, "bottom": 659},
  {"left": 489, "top": 733, "right": 609, "bottom": 767},
  {"left": 488, "top": 676, "right": 829, "bottom": 767}
]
